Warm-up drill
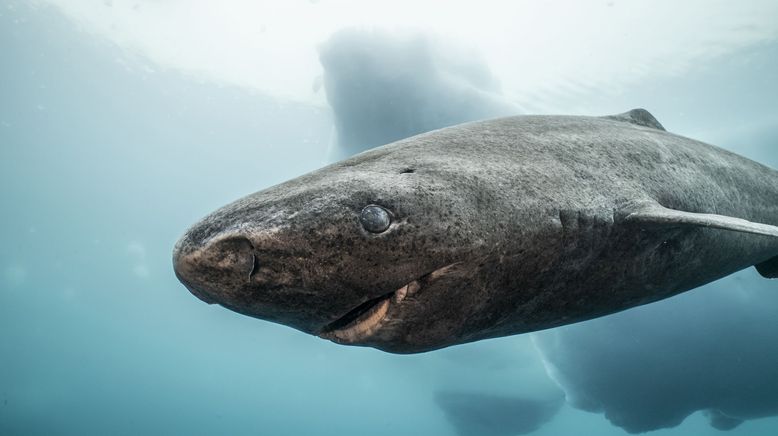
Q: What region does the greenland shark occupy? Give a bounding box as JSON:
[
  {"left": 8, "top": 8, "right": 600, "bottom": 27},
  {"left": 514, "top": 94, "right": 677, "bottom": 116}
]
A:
[{"left": 173, "top": 109, "right": 778, "bottom": 353}]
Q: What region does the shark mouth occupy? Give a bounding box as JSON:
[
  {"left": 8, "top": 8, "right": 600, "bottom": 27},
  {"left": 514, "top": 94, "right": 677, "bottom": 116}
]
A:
[
  {"left": 319, "top": 280, "right": 420, "bottom": 343},
  {"left": 319, "top": 262, "right": 461, "bottom": 344}
]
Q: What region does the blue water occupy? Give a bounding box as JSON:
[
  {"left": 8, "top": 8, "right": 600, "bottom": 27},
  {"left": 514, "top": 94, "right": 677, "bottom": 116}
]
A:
[{"left": 2, "top": 2, "right": 777, "bottom": 435}]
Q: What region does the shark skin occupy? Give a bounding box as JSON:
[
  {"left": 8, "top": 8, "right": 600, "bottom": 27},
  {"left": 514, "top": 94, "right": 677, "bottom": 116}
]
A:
[{"left": 173, "top": 109, "right": 778, "bottom": 353}]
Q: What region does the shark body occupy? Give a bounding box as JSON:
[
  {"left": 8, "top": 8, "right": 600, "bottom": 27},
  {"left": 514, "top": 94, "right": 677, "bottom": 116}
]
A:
[{"left": 173, "top": 109, "right": 778, "bottom": 353}]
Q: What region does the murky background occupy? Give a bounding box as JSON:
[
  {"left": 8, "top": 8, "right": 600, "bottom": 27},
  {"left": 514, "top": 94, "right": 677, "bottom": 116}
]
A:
[{"left": 2, "top": 1, "right": 777, "bottom": 435}]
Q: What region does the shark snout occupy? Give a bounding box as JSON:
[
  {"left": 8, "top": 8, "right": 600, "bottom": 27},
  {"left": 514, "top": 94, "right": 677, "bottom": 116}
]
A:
[{"left": 173, "top": 234, "right": 255, "bottom": 305}]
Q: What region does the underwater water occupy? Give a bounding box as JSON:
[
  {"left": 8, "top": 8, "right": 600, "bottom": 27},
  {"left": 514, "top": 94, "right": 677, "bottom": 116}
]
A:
[{"left": 2, "top": 1, "right": 778, "bottom": 435}]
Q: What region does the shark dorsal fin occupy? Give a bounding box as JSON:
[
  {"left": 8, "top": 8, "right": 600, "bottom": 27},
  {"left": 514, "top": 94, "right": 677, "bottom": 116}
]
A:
[{"left": 603, "top": 108, "right": 666, "bottom": 131}]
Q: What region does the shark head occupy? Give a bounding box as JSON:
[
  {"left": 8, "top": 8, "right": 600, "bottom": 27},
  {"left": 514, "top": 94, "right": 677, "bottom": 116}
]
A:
[{"left": 173, "top": 139, "right": 524, "bottom": 353}]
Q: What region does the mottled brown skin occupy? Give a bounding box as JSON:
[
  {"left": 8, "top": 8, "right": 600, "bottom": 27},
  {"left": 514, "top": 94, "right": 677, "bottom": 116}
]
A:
[{"left": 173, "top": 110, "right": 778, "bottom": 353}]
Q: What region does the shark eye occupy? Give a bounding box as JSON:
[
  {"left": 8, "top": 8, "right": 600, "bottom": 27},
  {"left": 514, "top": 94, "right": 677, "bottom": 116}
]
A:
[{"left": 360, "top": 205, "right": 391, "bottom": 233}]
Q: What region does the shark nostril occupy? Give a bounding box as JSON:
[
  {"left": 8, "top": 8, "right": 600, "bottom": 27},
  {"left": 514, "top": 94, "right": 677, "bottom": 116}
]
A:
[
  {"left": 210, "top": 236, "right": 255, "bottom": 280},
  {"left": 173, "top": 234, "right": 256, "bottom": 300}
]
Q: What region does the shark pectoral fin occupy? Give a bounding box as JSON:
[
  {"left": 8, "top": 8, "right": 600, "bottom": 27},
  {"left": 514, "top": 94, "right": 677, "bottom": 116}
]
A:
[
  {"left": 623, "top": 203, "right": 778, "bottom": 279},
  {"left": 756, "top": 256, "right": 778, "bottom": 279},
  {"left": 705, "top": 410, "right": 744, "bottom": 431},
  {"left": 623, "top": 203, "right": 778, "bottom": 238}
]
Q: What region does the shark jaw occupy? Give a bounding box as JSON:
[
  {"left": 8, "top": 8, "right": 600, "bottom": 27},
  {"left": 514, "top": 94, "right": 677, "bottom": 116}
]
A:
[
  {"left": 319, "top": 262, "right": 462, "bottom": 345},
  {"left": 318, "top": 280, "right": 420, "bottom": 344}
]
